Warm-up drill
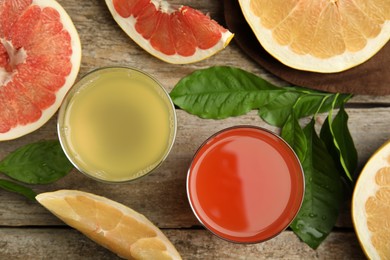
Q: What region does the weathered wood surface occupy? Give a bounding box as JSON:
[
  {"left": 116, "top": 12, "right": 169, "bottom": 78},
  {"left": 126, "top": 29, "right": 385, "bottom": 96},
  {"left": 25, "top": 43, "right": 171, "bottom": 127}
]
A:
[
  {"left": 0, "top": 228, "right": 365, "bottom": 259},
  {"left": 0, "top": 0, "right": 389, "bottom": 259}
]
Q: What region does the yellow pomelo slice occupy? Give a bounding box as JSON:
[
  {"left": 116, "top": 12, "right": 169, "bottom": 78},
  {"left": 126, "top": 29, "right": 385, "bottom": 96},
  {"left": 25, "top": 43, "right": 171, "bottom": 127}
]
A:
[
  {"left": 352, "top": 140, "right": 390, "bottom": 259},
  {"left": 36, "top": 190, "right": 182, "bottom": 260},
  {"left": 239, "top": 0, "right": 390, "bottom": 73}
]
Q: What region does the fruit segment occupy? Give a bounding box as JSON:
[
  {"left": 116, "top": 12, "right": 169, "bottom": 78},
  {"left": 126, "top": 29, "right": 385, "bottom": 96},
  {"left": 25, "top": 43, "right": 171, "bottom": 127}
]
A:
[
  {"left": 107, "top": 0, "right": 233, "bottom": 63},
  {"left": 251, "top": 0, "right": 388, "bottom": 56},
  {"left": 0, "top": 0, "right": 31, "bottom": 39},
  {"left": 180, "top": 7, "right": 224, "bottom": 50},
  {"left": 365, "top": 167, "right": 390, "bottom": 259},
  {"left": 114, "top": 0, "right": 226, "bottom": 55},
  {"left": 170, "top": 13, "right": 197, "bottom": 56},
  {"left": 239, "top": 0, "right": 390, "bottom": 72},
  {"left": 0, "top": 0, "right": 81, "bottom": 140}
]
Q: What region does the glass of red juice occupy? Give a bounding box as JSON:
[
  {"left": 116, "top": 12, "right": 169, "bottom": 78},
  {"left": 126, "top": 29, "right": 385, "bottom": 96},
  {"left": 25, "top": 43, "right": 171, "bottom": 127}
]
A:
[{"left": 187, "top": 126, "right": 305, "bottom": 243}]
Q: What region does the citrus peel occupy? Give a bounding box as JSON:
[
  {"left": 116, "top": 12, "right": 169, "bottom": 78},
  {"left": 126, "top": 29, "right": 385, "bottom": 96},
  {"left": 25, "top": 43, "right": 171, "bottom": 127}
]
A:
[{"left": 36, "top": 190, "right": 182, "bottom": 260}]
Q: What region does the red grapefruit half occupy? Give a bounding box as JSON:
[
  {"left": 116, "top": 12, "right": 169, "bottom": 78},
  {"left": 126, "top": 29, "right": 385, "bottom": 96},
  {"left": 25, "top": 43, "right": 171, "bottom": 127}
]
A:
[
  {"left": 105, "top": 0, "right": 233, "bottom": 64},
  {"left": 0, "top": 0, "right": 81, "bottom": 141}
]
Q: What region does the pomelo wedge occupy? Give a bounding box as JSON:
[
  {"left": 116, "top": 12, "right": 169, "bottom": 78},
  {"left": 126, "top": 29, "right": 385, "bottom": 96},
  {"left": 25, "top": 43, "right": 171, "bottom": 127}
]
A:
[
  {"left": 0, "top": 0, "right": 81, "bottom": 141},
  {"left": 105, "top": 0, "right": 233, "bottom": 64},
  {"left": 36, "top": 190, "right": 182, "bottom": 260},
  {"left": 352, "top": 140, "right": 390, "bottom": 259},
  {"left": 239, "top": 0, "right": 390, "bottom": 73}
]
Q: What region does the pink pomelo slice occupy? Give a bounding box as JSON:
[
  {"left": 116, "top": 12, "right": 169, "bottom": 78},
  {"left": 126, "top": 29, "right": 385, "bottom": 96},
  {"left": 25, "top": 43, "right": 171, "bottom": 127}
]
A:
[
  {"left": 105, "top": 0, "right": 233, "bottom": 64},
  {"left": 0, "top": 0, "right": 81, "bottom": 140}
]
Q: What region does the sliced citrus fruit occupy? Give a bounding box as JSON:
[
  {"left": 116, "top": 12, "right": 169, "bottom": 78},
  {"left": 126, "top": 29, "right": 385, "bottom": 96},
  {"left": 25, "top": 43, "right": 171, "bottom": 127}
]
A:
[
  {"left": 239, "top": 0, "right": 390, "bottom": 73},
  {"left": 352, "top": 140, "right": 390, "bottom": 259},
  {"left": 0, "top": 0, "right": 81, "bottom": 141},
  {"left": 36, "top": 190, "right": 182, "bottom": 260},
  {"left": 105, "top": 0, "right": 233, "bottom": 64}
]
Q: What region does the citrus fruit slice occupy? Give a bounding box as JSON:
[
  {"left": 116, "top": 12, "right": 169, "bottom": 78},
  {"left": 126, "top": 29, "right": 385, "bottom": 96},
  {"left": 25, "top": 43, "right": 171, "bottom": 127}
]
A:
[
  {"left": 352, "top": 140, "right": 390, "bottom": 259},
  {"left": 0, "top": 0, "right": 81, "bottom": 141},
  {"left": 36, "top": 190, "right": 182, "bottom": 260},
  {"left": 105, "top": 0, "right": 233, "bottom": 64},
  {"left": 239, "top": 0, "right": 390, "bottom": 73}
]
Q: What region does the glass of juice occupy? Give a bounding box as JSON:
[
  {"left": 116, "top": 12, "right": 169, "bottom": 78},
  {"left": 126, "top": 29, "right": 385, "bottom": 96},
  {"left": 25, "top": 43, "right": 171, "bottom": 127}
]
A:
[
  {"left": 187, "top": 126, "right": 304, "bottom": 243},
  {"left": 58, "top": 67, "right": 176, "bottom": 183}
]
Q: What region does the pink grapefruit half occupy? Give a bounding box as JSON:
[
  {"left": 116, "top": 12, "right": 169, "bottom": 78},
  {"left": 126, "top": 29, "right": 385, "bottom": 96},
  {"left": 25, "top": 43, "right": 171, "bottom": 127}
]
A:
[
  {"left": 0, "top": 0, "right": 81, "bottom": 141},
  {"left": 105, "top": 0, "right": 234, "bottom": 64}
]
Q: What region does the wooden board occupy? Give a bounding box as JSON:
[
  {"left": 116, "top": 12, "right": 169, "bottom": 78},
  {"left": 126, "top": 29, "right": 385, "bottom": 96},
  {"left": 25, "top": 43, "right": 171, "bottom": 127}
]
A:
[
  {"left": 0, "top": 228, "right": 365, "bottom": 259},
  {"left": 0, "top": 0, "right": 389, "bottom": 259}
]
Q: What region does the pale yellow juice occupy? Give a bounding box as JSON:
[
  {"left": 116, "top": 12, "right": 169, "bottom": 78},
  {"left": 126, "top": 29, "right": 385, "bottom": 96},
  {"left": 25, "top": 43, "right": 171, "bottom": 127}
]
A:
[{"left": 58, "top": 67, "right": 176, "bottom": 182}]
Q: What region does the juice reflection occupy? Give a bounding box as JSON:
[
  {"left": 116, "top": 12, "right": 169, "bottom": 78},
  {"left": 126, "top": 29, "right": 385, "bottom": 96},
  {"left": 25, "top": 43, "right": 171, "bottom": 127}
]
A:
[{"left": 198, "top": 149, "right": 248, "bottom": 234}]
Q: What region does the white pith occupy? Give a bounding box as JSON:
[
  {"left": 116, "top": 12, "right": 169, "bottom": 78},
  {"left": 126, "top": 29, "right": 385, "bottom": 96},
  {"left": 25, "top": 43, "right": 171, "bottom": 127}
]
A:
[
  {"left": 105, "top": 0, "right": 233, "bottom": 64},
  {"left": 352, "top": 141, "right": 390, "bottom": 259},
  {"left": 0, "top": 0, "right": 81, "bottom": 141},
  {"left": 36, "top": 190, "right": 182, "bottom": 260},
  {"left": 238, "top": 0, "right": 390, "bottom": 73},
  {"left": 0, "top": 39, "right": 27, "bottom": 85},
  {"left": 151, "top": 0, "right": 174, "bottom": 13}
]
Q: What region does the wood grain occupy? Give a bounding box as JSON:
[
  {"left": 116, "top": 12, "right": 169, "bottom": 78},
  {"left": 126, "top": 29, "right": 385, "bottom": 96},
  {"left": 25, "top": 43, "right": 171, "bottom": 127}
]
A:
[{"left": 0, "top": 228, "right": 365, "bottom": 259}]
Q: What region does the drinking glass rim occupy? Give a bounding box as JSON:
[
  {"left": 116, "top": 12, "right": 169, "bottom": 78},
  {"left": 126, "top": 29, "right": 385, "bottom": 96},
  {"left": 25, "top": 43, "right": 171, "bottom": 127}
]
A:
[
  {"left": 57, "top": 66, "right": 177, "bottom": 184},
  {"left": 186, "top": 125, "right": 305, "bottom": 244}
]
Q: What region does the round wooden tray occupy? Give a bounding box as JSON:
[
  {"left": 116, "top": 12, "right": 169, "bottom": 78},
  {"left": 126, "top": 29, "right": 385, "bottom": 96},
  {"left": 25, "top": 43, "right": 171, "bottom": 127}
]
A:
[{"left": 224, "top": 0, "right": 390, "bottom": 95}]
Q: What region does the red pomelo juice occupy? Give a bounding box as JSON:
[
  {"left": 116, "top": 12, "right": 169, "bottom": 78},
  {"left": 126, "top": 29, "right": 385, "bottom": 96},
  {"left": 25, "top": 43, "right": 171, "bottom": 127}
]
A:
[{"left": 187, "top": 126, "right": 304, "bottom": 243}]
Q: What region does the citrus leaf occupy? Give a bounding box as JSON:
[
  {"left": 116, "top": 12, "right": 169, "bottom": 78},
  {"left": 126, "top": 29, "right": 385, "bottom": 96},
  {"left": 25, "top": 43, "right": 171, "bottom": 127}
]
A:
[
  {"left": 320, "top": 104, "right": 357, "bottom": 181},
  {"left": 170, "top": 66, "right": 285, "bottom": 119},
  {"left": 329, "top": 105, "right": 358, "bottom": 179},
  {"left": 257, "top": 91, "right": 301, "bottom": 126},
  {"left": 171, "top": 66, "right": 348, "bottom": 124},
  {"left": 281, "top": 112, "right": 307, "bottom": 162},
  {"left": 290, "top": 119, "right": 343, "bottom": 249},
  {"left": 259, "top": 93, "right": 349, "bottom": 127},
  {"left": 0, "top": 179, "right": 36, "bottom": 201},
  {"left": 0, "top": 140, "right": 73, "bottom": 184}
]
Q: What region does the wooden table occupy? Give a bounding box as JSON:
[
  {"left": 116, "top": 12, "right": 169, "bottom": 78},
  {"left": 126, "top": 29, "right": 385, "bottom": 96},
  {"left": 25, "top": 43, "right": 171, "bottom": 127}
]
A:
[{"left": 1, "top": 1, "right": 389, "bottom": 259}]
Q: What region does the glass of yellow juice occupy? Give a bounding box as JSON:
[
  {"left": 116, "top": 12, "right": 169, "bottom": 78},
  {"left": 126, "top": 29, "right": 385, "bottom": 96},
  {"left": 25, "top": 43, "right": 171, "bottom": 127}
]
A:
[{"left": 57, "top": 67, "right": 177, "bottom": 183}]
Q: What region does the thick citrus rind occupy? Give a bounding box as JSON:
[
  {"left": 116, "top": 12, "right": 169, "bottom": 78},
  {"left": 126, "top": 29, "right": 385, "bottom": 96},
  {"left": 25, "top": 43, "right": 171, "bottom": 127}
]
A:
[
  {"left": 105, "top": 0, "right": 233, "bottom": 64},
  {"left": 36, "top": 189, "right": 182, "bottom": 260},
  {"left": 238, "top": 0, "right": 390, "bottom": 73},
  {"left": 352, "top": 140, "right": 390, "bottom": 259},
  {"left": 0, "top": 0, "right": 81, "bottom": 141}
]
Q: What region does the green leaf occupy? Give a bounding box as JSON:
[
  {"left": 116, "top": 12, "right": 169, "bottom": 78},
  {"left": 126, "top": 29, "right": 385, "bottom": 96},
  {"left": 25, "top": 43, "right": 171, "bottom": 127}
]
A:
[
  {"left": 320, "top": 104, "right": 357, "bottom": 181},
  {"left": 281, "top": 112, "right": 307, "bottom": 162},
  {"left": 0, "top": 140, "right": 73, "bottom": 184},
  {"left": 170, "top": 66, "right": 285, "bottom": 119},
  {"left": 258, "top": 91, "right": 302, "bottom": 126},
  {"left": 259, "top": 93, "right": 349, "bottom": 127},
  {"left": 290, "top": 119, "right": 343, "bottom": 249},
  {"left": 171, "top": 66, "right": 349, "bottom": 125},
  {"left": 0, "top": 179, "right": 36, "bottom": 201}
]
